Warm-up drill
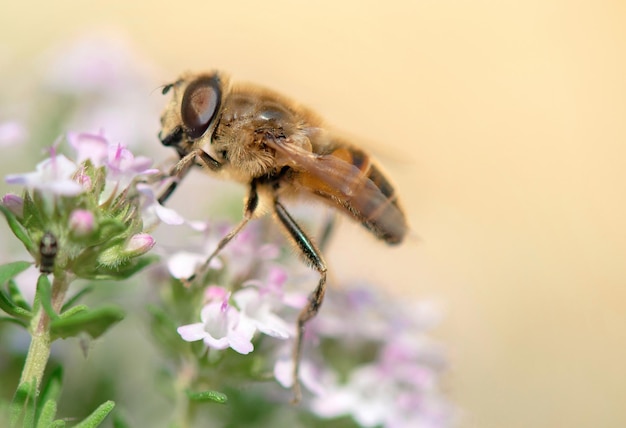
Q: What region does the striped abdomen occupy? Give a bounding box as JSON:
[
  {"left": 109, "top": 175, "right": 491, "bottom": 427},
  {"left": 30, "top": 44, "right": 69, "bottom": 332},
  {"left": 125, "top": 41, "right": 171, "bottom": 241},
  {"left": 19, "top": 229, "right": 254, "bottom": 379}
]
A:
[{"left": 295, "top": 145, "right": 407, "bottom": 245}]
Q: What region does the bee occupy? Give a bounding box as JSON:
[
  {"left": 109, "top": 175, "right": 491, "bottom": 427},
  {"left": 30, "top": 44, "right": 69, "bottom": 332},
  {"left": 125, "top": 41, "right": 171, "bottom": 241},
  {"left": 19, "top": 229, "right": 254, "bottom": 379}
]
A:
[
  {"left": 158, "top": 72, "right": 407, "bottom": 401},
  {"left": 39, "top": 231, "right": 58, "bottom": 274}
]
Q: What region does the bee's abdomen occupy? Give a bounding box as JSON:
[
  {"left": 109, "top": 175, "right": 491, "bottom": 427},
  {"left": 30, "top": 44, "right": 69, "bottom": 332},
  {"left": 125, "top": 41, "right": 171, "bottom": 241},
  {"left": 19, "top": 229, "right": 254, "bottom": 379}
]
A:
[{"left": 332, "top": 147, "right": 407, "bottom": 245}]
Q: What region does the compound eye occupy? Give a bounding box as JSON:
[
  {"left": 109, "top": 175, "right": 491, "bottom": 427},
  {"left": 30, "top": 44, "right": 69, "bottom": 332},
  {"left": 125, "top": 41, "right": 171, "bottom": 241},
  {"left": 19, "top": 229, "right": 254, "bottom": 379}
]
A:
[{"left": 181, "top": 76, "right": 221, "bottom": 139}]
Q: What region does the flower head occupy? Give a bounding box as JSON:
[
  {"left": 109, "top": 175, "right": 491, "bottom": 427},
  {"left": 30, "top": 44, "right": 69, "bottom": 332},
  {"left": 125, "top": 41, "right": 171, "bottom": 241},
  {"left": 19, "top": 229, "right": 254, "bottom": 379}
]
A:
[{"left": 1, "top": 131, "right": 164, "bottom": 280}]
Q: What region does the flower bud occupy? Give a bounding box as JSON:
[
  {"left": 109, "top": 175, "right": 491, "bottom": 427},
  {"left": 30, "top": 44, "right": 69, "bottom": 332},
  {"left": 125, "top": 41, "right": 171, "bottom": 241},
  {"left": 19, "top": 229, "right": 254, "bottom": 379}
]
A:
[
  {"left": 123, "top": 233, "right": 155, "bottom": 257},
  {"left": 69, "top": 209, "right": 95, "bottom": 236},
  {"left": 2, "top": 193, "right": 24, "bottom": 217}
]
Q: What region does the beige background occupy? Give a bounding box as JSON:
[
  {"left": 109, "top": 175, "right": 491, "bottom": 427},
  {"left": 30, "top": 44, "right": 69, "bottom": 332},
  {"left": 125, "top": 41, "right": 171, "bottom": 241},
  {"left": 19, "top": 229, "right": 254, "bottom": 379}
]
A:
[{"left": 2, "top": 1, "right": 626, "bottom": 427}]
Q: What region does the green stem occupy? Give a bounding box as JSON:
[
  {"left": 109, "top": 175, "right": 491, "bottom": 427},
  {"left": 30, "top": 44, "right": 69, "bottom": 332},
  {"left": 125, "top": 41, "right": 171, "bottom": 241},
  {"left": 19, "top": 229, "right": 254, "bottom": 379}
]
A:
[
  {"left": 19, "top": 271, "right": 72, "bottom": 390},
  {"left": 172, "top": 360, "right": 196, "bottom": 428}
]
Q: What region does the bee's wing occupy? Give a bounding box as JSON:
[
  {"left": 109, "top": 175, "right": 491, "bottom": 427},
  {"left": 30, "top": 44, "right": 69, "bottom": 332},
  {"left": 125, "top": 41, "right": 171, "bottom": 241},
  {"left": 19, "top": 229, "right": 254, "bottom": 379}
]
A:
[
  {"left": 265, "top": 136, "right": 373, "bottom": 199},
  {"left": 265, "top": 136, "right": 406, "bottom": 244}
]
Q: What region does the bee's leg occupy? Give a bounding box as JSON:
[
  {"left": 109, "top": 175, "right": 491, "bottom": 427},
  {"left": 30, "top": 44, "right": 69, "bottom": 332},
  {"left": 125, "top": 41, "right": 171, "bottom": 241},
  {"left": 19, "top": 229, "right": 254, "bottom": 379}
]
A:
[
  {"left": 318, "top": 212, "right": 337, "bottom": 252},
  {"left": 157, "top": 175, "right": 183, "bottom": 205},
  {"left": 187, "top": 179, "right": 259, "bottom": 282},
  {"left": 273, "top": 200, "right": 327, "bottom": 404},
  {"left": 158, "top": 149, "right": 222, "bottom": 205}
]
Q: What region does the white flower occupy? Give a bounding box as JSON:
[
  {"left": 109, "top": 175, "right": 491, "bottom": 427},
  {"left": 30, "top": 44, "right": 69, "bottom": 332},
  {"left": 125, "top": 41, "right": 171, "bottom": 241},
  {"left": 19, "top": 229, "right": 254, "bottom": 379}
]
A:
[
  {"left": 5, "top": 152, "right": 83, "bottom": 196},
  {"left": 177, "top": 289, "right": 255, "bottom": 355},
  {"left": 233, "top": 287, "right": 291, "bottom": 339}
]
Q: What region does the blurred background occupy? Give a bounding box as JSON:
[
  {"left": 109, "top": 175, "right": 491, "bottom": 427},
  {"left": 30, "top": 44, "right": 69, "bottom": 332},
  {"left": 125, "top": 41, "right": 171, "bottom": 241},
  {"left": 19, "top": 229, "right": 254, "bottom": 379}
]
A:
[{"left": 1, "top": 1, "right": 625, "bottom": 427}]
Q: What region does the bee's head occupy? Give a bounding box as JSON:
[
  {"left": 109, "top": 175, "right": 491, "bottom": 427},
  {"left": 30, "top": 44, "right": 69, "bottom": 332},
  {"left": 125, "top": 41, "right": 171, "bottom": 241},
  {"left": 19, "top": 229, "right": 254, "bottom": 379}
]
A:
[{"left": 158, "top": 72, "right": 225, "bottom": 157}]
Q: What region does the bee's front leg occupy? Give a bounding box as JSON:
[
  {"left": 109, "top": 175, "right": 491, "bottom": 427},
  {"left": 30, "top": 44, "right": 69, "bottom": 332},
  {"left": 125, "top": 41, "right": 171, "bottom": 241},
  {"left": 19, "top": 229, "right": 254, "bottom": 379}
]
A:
[
  {"left": 187, "top": 179, "right": 259, "bottom": 284},
  {"left": 158, "top": 149, "right": 222, "bottom": 205}
]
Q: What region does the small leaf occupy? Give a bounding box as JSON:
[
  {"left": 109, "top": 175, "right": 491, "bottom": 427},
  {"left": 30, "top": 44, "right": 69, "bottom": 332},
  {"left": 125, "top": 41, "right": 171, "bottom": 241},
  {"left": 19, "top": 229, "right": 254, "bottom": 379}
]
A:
[
  {"left": 59, "top": 305, "right": 89, "bottom": 319},
  {"left": 21, "top": 191, "right": 45, "bottom": 232},
  {"left": 36, "top": 275, "right": 58, "bottom": 321},
  {"left": 50, "top": 306, "right": 125, "bottom": 340},
  {"left": 0, "top": 316, "right": 28, "bottom": 327},
  {"left": 186, "top": 389, "right": 228, "bottom": 404},
  {"left": 8, "top": 280, "right": 31, "bottom": 311},
  {"left": 38, "top": 366, "right": 63, "bottom": 419},
  {"left": 35, "top": 400, "right": 57, "bottom": 428},
  {"left": 10, "top": 379, "right": 37, "bottom": 428},
  {"left": 0, "top": 288, "right": 32, "bottom": 321},
  {"left": 0, "top": 261, "right": 32, "bottom": 286},
  {"left": 0, "top": 205, "right": 36, "bottom": 255},
  {"left": 80, "top": 218, "right": 127, "bottom": 248},
  {"left": 73, "top": 400, "right": 115, "bottom": 428}
]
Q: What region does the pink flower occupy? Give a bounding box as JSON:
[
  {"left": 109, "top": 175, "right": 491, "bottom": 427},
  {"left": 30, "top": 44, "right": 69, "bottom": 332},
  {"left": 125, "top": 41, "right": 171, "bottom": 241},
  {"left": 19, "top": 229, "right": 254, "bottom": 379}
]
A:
[{"left": 177, "top": 288, "right": 255, "bottom": 354}]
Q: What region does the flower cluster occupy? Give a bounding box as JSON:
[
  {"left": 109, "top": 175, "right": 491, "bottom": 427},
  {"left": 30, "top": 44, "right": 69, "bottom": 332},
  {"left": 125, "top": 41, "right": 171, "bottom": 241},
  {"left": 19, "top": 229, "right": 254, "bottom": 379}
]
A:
[
  {"left": 2, "top": 131, "right": 171, "bottom": 280},
  {"left": 161, "top": 214, "right": 453, "bottom": 427}
]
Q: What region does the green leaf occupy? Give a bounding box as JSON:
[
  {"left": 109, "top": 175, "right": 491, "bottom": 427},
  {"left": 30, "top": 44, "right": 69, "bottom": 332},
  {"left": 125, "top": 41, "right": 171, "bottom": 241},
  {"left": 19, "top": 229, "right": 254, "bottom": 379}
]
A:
[
  {"left": 61, "top": 286, "right": 95, "bottom": 312},
  {"left": 0, "top": 261, "right": 32, "bottom": 286},
  {"left": 0, "top": 316, "right": 28, "bottom": 327},
  {"left": 92, "top": 218, "right": 127, "bottom": 244},
  {"left": 0, "top": 205, "right": 36, "bottom": 255},
  {"left": 0, "top": 288, "right": 32, "bottom": 321},
  {"left": 59, "top": 305, "right": 89, "bottom": 319},
  {"left": 35, "top": 400, "right": 57, "bottom": 428},
  {"left": 36, "top": 275, "right": 58, "bottom": 321},
  {"left": 20, "top": 191, "right": 44, "bottom": 232},
  {"left": 10, "top": 379, "right": 37, "bottom": 428},
  {"left": 50, "top": 306, "right": 125, "bottom": 340},
  {"left": 37, "top": 366, "right": 63, "bottom": 420},
  {"left": 8, "top": 279, "right": 31, "bottom": 311},
  {"left": 73, "top": 400, "right": 115, "bottom": 428},
  {"left": 186, "top": 389, "right": 228, "bottom": 404}
]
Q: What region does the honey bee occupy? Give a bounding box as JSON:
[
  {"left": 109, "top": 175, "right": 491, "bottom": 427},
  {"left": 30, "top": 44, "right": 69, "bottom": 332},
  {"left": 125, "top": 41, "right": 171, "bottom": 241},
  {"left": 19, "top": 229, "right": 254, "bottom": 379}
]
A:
[{"left": 158, "top": 71, "right": 407, "bottom": 401}]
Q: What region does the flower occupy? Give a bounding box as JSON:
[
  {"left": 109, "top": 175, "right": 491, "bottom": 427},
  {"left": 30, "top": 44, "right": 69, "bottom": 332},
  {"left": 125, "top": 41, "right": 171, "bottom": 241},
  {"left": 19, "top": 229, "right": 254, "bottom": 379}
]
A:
[
  {"left": 105, "top": 142, "right": 158, "bottom": 188},
  {"left": 177, "top": 287, "right": 256, "bottom": 354},
  {"left": 68, "top": 131, "right": 161, "bottom": 204},
  {"left": 5, "top": 152, "right": 83, "bottom": 197},
  {"left": 305, "top": 286, "right": 453, "bottom": 427},
  {"left": 67, "top": 131, "right": 109, "bottom": 166},
  {"left": 136, "top": 183, "right": 185, "bottom": 228},
  {"left": 234, "top": 283, "right": 291, "bottom": 339}
]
